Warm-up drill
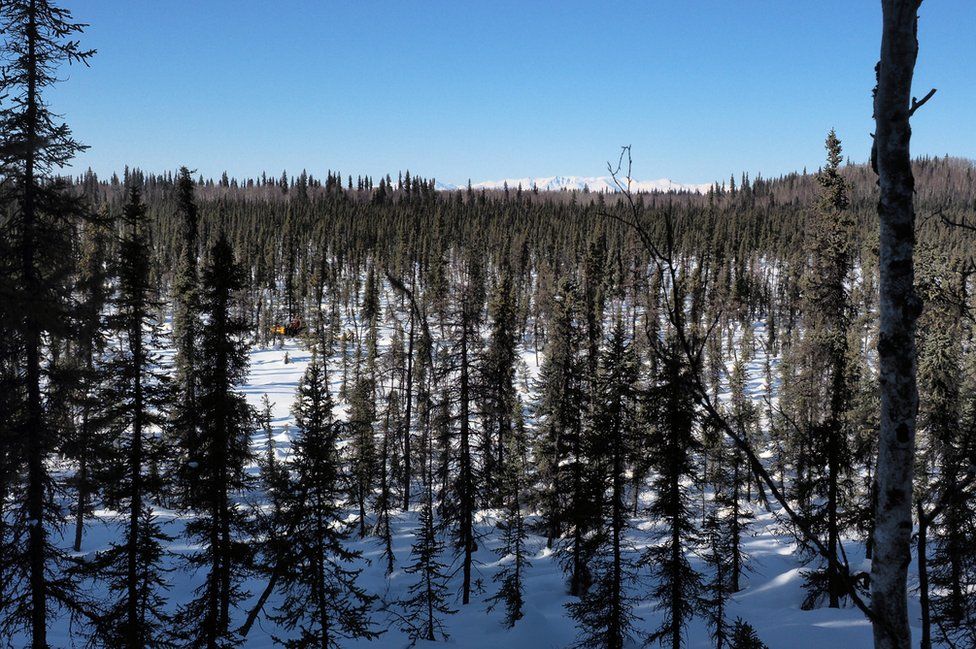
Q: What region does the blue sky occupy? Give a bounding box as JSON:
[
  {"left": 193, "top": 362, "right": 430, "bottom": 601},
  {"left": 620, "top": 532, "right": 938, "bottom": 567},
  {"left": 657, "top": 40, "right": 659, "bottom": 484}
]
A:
[{"left": 54, "top": 1, "right": 972, "bottom": 186}]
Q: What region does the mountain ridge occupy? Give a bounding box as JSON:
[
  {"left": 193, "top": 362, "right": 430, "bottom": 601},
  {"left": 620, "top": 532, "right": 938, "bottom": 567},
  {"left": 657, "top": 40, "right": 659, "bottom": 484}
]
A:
[{"left": 434, "top": 175, "right": 711, "bottom": 194}]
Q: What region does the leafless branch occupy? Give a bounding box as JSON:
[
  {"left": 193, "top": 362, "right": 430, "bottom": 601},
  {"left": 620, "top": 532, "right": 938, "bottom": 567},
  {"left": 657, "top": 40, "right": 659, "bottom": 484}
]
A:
[
  {"left": 908, "top": 88, "right": 937, "bottom": 117},
  {"left": 602, "top": 146, "right": 879, "bottom": 625}
]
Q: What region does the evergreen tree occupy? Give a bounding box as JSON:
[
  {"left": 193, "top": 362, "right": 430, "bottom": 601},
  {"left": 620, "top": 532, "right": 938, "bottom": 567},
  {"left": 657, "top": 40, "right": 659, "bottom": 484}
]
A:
[
  {"left": 480, "top": 264, "right": 519, "bottom": 504},
  {"left": 722, "top": 354, "right": 755, "bottom": 593},
  {"left": 488, "top": 397, "right": 531, "bottom": 628},
  {"left": 175, "top": 231, "right": 254, "bottom": 648},
  {"left": 729, "top": 619, "right": 769, "bottom": 649},
  {"left": 92, "top": 182, "right": 175, "bottom": 648},
  {"left": 913, "top": 254, "right": 976, "bottom": 649},
  {"left": 270, "top": 353, "right": 379, "bottom": 648},
  {"left": 534, "top": 279, "right": 595, "bottom": 596},
  {"left": 454, "top": 274, "right": 480, "bottom": 605},
  {"left": 171, "top": 166, "right": 203, "bottom": 505},
  {"left": 348, "top": 375, "right": 377, "bottom": 537},
  {"left": 373, "top": 385, "right": 399, "bottom": 575},
  {"left": 253, "top": 393, "right": 290, "bottom": 620},
  {"left": 568, "top": 316, "right": 639, "bottom": 649},
  {"left": 701, "top": 507, "right": 732, "bottom": 649},
  {"left": 642, "top": 337, "right": 703, "bottom": 649},
  {"left": 398, "top": 361, "right": 455, "bottom": 643},
  {"left": 0, "top": 2, "right": 98, "bottom": 644},
  {"left": 798, "top": 130, "right": 856, "bottom": 609},
  {"left": 399, "top": 493, "right": 455, "bottom": 644},
  {"left": 67, "top": 218, "right": 111, "bottom": 553}
]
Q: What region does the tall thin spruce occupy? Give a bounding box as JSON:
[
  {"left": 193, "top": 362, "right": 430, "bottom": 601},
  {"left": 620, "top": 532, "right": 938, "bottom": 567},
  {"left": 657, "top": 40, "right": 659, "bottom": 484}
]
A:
[{"left": 0, "top": 1, "right": 95, "bottom": 645}]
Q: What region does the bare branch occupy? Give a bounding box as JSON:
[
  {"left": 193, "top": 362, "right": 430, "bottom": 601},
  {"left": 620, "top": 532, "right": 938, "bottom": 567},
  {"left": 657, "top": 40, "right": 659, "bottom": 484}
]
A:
[
  {"left": 908, "top": 88, "right": 937, "bottom": 117},
  {"left": 602, "top": 147, "right": 879, "bottom": 625}
]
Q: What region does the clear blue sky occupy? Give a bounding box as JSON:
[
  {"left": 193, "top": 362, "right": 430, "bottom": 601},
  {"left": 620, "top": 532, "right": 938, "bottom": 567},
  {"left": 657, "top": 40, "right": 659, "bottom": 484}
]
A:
[{"left": 54, "top": 0, "right": 972, "bottom": 186}]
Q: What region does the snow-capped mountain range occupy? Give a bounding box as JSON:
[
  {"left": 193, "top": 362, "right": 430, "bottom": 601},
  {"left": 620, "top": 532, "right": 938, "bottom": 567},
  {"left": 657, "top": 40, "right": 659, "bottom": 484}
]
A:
[{"left": 435, "top": 175, "right": 710, "bottom": 194}]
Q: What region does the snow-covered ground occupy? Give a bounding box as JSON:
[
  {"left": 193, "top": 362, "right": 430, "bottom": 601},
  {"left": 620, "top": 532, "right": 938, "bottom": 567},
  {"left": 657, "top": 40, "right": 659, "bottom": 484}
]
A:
[{"left": 36, "top": 312, "right": 935, "bottom": 648}]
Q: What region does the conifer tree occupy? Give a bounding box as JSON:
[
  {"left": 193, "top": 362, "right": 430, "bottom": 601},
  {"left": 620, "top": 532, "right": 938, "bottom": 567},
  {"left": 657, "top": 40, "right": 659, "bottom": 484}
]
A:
[
  {"left": 270, "top": 353, "right": 379, "bottom": 648},
  {"left": 913, "top": 256, "right": 976, "bottom": 649},
  {"left": 729, "top": 619, "right": 769, "bottom": 649},
  {"left": 723, "top": 354, "right": 755, "bottom": 593},
  {"left": 488, "top": 397, "right": 531, "bottom": 628},
  {"left": 373, "top": 385, "right": 399, "bottom": 575},
  {"left": 93, "top": 182, "right": 174, "bottom": 648},
  {"left": 481, "top": 264, "right": 519, "bottom": 504},
  {"left": 348, "top": 375, "right": 377, "bottom": 537},
  {"left": 534, "top": 279, "right": 594, "bottom": 595},
  {"left": 171, "top": 166, "right": 203, "bottom": 505},
  {"left": 701, "top": 507, "right": 732, "bottom": 649},
  {"left": 175, "top": 231, "right": 254, "bottom": 648},
  {"left": 402, "top": 298, "right": 417, "bottom": 511},
  {"left": 0, "top": 1, "right": 97, "bottom": 643},
  {"left": 67, "top": 218, "right": 111, "bottom": 552},
  {"left": 642, "top": 337, "right": 703, "bottom": 649},
  {"left": 799, "top": 130, "right": 856, "bottom": 608},
  {"left": 454, "top": 276, "right": 479, "bottom": 605},
  {"left": 253, "top": 393, "right": 290, "bottom": 616},
  {"left": 568, "top": 316, "right": 639, "bottom": 649},
  {"left": 398, "top": 346, "right": 455, "bottom": 643}
]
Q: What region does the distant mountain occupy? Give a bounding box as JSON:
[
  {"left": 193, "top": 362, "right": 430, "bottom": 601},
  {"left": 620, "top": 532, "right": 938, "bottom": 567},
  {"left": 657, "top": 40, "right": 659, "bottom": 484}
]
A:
[{"left": 435, "top": 175, "right": 710, "bottom": 194}]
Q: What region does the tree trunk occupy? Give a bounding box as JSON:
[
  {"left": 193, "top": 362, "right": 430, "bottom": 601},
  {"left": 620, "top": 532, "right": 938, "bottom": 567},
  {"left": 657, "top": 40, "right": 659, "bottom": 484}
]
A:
[
  {"left": 916, "top": 502, "right": 931, "bottom": 649},
  {"left": 459, "top": 304, "right": 473, "bottom": 605},
  {"left": 731, "top": 460, "right": 742, "bottom": 593},
  {"left": 670, "top": 470, "right": 682, "bottom": 649},
  {"left": 73, "top": 441, "right": 88, "bottom": 553},
  {"left": 23, "top": 3, "right": 48, "bottom": 645},
  {"left": 610, "top": 426, "right": 623, "bottom": 649},
  {"left": 871, "top": 2, "right": 924, "bottom": 648},
  {"left": 403, "top": 308, "right": 414, "bottom": 510},
  {"left": 125, "top": 323, "right": 145, "bottom": 648},
  {"left": 827, "top": 413, "right": 840, "bottom": 608}
]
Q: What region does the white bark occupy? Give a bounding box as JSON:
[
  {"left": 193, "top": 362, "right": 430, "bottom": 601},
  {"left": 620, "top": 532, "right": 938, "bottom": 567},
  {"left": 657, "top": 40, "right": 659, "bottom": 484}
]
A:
[{"left": 871, "top": 2, "right": 924, "bottom": 648}]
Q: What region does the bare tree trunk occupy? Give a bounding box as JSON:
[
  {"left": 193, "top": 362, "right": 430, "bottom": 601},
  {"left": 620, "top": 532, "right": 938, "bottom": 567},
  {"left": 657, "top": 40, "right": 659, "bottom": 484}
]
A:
[
  {"left": 871, "top": 2, "right": 927, "bottom": 648},
  {"left": 403, "top": 307, "right": 415, "bottom": 510},
  {"left": 916, "top": 502, "right": 931, "bottom": 649}
]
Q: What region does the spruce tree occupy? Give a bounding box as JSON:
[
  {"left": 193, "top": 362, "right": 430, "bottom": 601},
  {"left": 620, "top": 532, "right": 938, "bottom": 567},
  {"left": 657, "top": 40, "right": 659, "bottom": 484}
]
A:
[
  {"left": 171, "top": 166, "right": 203, "bottom": 506},
  {"left": 348, "top": 375, "right": 377, "bottom": 537},
  {"left": 642, "top": 337, "right": 703, "bottom": 649},
  {"left": 723, "top": 354, "right": 755, "bottom": 593},
  {"left": 799, "top": 130, "right": 856, "bottom": 609},
  {"left": 701, "top": 507, "right": 732, "bottom": 649},
  {"left": 481, "top": 264, "right": 519, "bottom": 505},
  {"left": 92, "top": 182, "right": 175, "bottom": 648},
  {"left": 175, "top": 231, "right": 254, "bottom": 648},
  {"left": 67, "top": 218, "right": 111, "bottom": 553},
  {"left": 534, "top": 278, "right": 594, "bottom": 596},
  {"left": 454, "top": 277, "right": 480, "bottom": 605},
  {"left": 729, "top": 619, "right": 769, "bottom": 649},
  {"left": 913, "top": 256, "right": 976, "bottom": 649},
  {"left": 270, "top": 353, "right": 379, "bottom": 648},
  {"left": 488, "top": 396, "right": 531, "bottom": 628},
  {"left": 0, "top": 1, "right": 97, "bottom": 643},
  {"left": 373, "top": 385, "right": 400, "bottom": 575},
  {"left": 398, "top": 356, "right": 456, "bottom": 643},
  {"left": 568, "top": 316, "right": 639, "bottom": 649}
]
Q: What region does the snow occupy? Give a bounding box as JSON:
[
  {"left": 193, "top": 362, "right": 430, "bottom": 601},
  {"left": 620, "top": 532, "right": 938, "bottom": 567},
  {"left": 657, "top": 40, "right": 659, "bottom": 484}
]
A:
[
  {"left": 435, "top": 175, "right": 711, "bottom": 194},
  {"left": 26, "top": 307, "right": 941, "bottom": 648}
]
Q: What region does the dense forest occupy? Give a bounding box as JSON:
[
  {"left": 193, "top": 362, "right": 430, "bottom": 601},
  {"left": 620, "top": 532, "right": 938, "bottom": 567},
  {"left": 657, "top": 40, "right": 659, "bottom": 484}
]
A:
[{"left": 2, "top": 1, "right": 973, "bottom": 648}]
